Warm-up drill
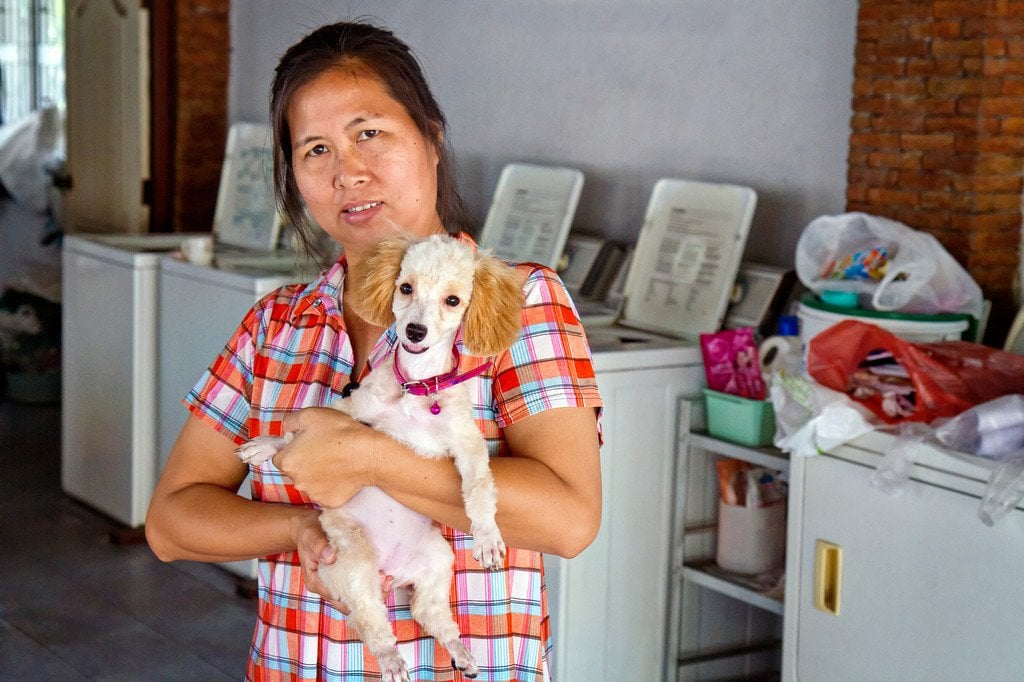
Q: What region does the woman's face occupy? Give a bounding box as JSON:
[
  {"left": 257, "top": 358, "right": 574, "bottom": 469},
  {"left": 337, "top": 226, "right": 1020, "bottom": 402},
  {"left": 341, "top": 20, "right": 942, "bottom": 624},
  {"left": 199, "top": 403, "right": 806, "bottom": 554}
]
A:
[{"left": 287, "top": 66, "right": 445, "bottom": 261}]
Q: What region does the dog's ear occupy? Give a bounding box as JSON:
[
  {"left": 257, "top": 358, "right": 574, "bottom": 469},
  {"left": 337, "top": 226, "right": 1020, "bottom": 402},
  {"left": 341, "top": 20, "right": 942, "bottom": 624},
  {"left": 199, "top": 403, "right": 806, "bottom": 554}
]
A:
[
  {"left": 347, "top": 239, "right": 409, "bottom": 327},
  {"left": 462, "top": 254, "right": 525, "bottom": 357}
]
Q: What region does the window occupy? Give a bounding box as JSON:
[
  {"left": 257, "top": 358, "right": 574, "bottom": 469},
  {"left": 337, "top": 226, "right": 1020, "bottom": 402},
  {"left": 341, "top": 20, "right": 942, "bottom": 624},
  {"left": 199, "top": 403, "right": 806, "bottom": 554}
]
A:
[{"left": 0, "top": 0, "right": 64, "bottom": 124}]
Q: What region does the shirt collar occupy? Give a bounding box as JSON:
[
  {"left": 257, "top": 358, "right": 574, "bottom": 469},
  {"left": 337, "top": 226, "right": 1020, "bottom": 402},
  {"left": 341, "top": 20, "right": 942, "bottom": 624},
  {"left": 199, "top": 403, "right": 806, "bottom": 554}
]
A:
[{"left": 291, "top": 256, "right": 346, "bottom": 321}]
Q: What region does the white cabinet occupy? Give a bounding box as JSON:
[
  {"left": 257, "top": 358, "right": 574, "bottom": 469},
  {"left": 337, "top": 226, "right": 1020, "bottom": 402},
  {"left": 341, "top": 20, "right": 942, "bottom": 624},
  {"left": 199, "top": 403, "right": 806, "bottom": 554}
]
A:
[
  {"left": 546, "top": 341, "right": 705, "bottom": 682},
  {"left": 670, "top": 430, "right": 789, "bottom": 681},
  {"left": 783, "top": 432, "right": 1024, "bottom": 681}
]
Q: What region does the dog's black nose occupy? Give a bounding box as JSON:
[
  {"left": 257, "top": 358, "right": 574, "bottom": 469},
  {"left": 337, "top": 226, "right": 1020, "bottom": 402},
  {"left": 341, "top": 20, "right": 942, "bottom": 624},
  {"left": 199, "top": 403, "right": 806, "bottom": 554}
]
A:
[{"left": 405, "top": 323, "right": 427, "bottom": 343}]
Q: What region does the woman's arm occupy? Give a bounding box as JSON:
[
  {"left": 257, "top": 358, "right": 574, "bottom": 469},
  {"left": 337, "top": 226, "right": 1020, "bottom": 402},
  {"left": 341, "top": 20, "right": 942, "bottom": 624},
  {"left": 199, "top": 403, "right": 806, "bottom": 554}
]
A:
[
  {"left": 145, "top": 415, "right": 324, "bottom": 563},
  {"left": 275, "top": 404, "right": 602, "bottom": 558}
]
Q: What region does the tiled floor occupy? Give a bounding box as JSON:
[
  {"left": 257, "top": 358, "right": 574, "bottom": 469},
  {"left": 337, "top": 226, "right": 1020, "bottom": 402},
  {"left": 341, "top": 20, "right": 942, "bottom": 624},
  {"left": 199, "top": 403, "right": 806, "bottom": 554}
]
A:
[{"left": 0, "top": 399, "right": 256, "bottom": 681}]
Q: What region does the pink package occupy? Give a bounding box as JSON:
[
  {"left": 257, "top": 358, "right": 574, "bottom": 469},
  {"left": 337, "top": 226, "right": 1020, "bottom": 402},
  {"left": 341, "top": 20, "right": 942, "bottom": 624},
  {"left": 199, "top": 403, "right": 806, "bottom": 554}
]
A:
[{"left": 699, "top": 327, "right": 767, "bottom": 400}]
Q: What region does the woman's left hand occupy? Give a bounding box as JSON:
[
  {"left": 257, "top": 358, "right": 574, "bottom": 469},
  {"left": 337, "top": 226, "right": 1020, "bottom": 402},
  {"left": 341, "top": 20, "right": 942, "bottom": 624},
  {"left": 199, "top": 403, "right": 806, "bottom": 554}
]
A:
[{"left": 272, "top": 406, "right": 383, "bottom": 507}]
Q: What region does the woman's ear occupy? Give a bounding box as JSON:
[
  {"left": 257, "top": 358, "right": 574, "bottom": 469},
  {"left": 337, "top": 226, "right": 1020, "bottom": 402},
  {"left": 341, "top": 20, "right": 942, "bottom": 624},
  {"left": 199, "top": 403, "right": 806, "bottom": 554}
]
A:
[
  {"left": 463, "top": 255, "right": 525, "bottom": 357},
  {"left": 348, "top": 239, "right": 409, "bottom": 327}
]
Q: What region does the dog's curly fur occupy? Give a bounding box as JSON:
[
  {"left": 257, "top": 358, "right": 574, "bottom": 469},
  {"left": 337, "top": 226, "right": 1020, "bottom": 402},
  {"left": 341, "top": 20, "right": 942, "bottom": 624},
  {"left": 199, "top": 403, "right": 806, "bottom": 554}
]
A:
[{"left": 238, "top": 235, "right": 524, "bottom": 681}]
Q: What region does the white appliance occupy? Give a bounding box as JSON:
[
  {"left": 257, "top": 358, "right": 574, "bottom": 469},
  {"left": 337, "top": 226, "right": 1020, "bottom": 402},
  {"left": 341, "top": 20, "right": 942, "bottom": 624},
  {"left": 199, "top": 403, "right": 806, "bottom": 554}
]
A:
[
  {"left": 157, "top": 256, "right": 309, "bottom": 578},
  {"left": 545, "top": 179, "right": 758, "bottom": 681},
  {"left": 61, "top": 231, "right": 307, "bottom": 534},
  {"left": 61, "top": 233, "right": 200, "bottom": 528}
]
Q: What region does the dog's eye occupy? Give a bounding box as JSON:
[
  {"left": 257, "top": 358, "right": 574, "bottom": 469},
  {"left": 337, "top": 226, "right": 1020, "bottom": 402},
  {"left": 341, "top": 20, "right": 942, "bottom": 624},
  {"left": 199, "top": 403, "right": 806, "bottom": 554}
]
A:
[
  {"left": 399, "top": 283, "right": 413, "bottom": 295},
  {"left": 445, "top": 295, "right": 460, "bottom": 307}
]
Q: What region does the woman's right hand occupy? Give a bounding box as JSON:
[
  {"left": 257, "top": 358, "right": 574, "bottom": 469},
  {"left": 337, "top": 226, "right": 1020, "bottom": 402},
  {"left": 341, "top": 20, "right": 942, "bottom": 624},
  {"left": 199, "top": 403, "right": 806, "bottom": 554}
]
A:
[
  {"left": 291, "top": 508, "right": 342, "bottom": 604},
  {"left": 291, "top": 508, "right": 394, "bottom": 614}
]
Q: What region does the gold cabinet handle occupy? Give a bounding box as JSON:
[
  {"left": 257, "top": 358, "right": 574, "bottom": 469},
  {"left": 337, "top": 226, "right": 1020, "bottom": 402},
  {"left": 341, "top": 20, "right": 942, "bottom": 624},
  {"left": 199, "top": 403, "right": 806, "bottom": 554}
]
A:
[{"left": 813, "top": 539, "right": 843, "bottom": 616}]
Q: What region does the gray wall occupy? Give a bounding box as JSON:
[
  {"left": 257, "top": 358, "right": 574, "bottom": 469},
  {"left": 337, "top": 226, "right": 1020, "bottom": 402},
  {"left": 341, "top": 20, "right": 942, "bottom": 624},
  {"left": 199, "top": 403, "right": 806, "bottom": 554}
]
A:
[{"left": 230, "top": 1, "right": 857, "bottom": 269}]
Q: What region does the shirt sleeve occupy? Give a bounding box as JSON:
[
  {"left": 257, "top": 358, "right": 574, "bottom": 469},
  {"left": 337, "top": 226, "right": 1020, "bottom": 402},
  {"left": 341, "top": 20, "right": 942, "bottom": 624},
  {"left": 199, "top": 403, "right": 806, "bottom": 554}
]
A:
[
  {"left": 182, "top": 294, "right": 269, "bottom": 445},
  {"left": 491, "top": 264, "right": 603, "bottom": 428}
]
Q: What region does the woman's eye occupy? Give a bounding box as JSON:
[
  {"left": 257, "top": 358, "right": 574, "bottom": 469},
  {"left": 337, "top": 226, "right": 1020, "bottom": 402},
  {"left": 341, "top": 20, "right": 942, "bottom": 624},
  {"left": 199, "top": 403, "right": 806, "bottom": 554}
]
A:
[
  {"left": 307, "top": 143, "right": 328, "bottom": 157},
  {"left": 399, "top": 283, "right": 413, "bottom": 295},
  {"left": 445, "top": 295, "right": 460, "bottom": 307},
  {"left": 358, "top": 129, "right": 381, "bottom": 141}
]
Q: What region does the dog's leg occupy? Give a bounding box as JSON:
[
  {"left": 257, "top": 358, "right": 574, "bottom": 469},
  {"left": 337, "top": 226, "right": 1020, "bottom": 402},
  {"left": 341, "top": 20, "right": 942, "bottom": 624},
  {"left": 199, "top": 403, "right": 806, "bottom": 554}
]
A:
[
  {"left": 236, "top": 433, "right": 293, "bottom": 465},
  {"left": 409, "top": 533, "right": 479, "bottom": 679},
  {"left": 450, "top": 428, "right": 506, "bottom": 569},
  {"left": 318, "top": 508, "right": 410, "bottom": 682}
]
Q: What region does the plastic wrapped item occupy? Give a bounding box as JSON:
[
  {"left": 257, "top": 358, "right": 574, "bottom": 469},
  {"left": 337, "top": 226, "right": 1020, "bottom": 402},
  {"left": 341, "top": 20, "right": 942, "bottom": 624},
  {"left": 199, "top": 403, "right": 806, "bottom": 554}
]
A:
[
  {"left": 699, "top": 326, "right": 766, "bottom": 400},
  {"left": 807, "top": 320, "right": 1024, "bottom": 424},
  {"left": 933, "top": 394, "right": 1024, "bottom": 458},
  {"left": 795, "top": 212, "right": 984, "bottom": 320}
]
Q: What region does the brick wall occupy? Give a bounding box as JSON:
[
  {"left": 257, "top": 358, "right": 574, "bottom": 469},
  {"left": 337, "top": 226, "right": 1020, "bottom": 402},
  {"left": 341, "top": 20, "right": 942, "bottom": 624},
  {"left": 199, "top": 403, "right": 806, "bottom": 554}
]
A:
[
  {"left": 848, "top": 0, "right": 1024, "bottom": 343},
  {"left": 172, "top": 0, "right": 230, "bottom": 233}
]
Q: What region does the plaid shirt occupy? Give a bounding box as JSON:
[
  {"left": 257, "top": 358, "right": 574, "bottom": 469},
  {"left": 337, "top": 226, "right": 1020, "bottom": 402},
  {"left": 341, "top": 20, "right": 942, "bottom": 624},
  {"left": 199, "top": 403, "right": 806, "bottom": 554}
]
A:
[{"left": 184, "top": 233, "right": 602, "bottom": 681}]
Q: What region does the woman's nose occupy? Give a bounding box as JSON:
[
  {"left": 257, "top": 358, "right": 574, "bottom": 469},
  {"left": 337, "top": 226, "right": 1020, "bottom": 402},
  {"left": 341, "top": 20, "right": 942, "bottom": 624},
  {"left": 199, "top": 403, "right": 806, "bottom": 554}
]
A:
[{"left": 333, "top": 149, "right": 370, "bottom": 188}]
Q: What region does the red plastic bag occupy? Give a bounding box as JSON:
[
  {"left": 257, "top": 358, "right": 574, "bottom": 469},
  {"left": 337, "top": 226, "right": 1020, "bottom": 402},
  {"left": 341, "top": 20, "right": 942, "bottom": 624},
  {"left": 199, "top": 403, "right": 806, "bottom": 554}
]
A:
[{"left": 807, "top": 320, "right": 1024, "bottom": 424}]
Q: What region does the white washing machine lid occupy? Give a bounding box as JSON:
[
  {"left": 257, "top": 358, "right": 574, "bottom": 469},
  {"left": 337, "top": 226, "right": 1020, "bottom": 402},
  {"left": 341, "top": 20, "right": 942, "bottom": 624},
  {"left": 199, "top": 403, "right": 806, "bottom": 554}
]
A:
[
  {"left": 212, "top": 122, "right": 285, "bottom": 252},
  {"left": 477, "top": 163, "right": 584, "bottom": 270},
  {"left": 63, "top": 233, "right": 203, "bottom": 266},
  {"left": 617, "top": 178, "right": 757, "bottom": 342}
]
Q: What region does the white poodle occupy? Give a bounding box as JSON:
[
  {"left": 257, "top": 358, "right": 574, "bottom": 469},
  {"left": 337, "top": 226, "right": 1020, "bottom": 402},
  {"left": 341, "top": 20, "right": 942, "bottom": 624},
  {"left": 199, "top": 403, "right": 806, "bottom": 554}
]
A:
[{"left": 237, "top": 234, "right": 524, "bottom": 681}]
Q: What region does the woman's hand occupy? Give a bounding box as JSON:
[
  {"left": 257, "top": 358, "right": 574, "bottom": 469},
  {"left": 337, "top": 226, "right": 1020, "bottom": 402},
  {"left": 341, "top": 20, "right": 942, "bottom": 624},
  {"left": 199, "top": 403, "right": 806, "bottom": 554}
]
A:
[
  {"left": 292, "top": 507, "right": 394, "bottom": 614},
  {"left": 272, "top": 406, "right": 384, "bottom": 507},
  {"left": 291, "top": 508, "right": 341, "bottom": 602}
]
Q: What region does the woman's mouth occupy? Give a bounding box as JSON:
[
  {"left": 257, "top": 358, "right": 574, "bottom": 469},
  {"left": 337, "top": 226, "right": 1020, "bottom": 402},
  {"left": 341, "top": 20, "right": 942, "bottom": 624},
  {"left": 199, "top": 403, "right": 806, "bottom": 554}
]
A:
[{"left": 344, "top": 201, "right": 382, "bottom": 214}]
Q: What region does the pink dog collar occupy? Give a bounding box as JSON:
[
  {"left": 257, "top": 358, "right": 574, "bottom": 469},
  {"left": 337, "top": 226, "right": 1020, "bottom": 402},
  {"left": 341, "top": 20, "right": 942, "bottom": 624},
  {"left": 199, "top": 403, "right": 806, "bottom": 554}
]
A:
[{"left": 393, "top": 347, "right": 492, "bottom": 415}]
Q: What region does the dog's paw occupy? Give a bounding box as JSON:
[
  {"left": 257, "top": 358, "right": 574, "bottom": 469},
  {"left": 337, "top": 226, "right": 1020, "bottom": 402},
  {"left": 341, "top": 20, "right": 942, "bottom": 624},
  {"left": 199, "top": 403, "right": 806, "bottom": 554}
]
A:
[
  {"left": 376, "top": 649, "right": 411, "bottom": 682},
  {"left": 472, "top": 528, "right": 507, "bottom": 570},
  {"left": 236, "top": 435, "right": 288, "bottom": 465},
  {"left": 446, "top": 639, "right": 479, "bottom": 679}
]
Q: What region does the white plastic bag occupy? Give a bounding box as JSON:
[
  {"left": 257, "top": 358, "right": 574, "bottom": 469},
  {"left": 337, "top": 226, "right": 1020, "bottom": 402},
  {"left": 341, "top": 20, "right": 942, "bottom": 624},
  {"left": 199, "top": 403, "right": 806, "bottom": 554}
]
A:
[
  {"left": 769, "top": 371, "right": 878, "bottom": 458},
  {"left": 795, "top": 212, "right": 984, "bottom": 320},
  {"left": 0, "top": 106, "right": 65, "bottom": 213}
]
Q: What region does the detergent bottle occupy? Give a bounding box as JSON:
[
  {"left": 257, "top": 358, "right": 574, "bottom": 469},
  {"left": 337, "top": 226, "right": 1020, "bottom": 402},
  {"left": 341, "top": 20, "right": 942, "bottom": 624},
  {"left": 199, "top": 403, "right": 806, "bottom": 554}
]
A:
[{"left": 759, "top": 315, "right": 803, "bottom": 378}]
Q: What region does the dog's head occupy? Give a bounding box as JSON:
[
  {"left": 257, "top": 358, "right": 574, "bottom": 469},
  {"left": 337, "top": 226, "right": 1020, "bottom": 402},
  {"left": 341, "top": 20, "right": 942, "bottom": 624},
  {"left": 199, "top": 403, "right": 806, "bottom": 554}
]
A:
[{"left": 349, "top": 235, "right": 524, "bottom": 357}]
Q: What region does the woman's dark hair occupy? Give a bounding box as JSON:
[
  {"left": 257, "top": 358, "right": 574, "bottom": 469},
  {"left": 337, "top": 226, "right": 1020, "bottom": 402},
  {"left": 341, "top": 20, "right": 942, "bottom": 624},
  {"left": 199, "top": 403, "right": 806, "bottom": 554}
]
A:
[{"left": 270, "top": 21, "right": 469, "bottom": 259}]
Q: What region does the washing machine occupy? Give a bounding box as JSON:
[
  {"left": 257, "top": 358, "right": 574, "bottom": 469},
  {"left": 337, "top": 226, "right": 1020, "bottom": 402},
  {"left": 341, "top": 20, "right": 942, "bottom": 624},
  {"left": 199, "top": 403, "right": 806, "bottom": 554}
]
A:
[{"left": 543, "top": 179, "right": 758, "bottom": 681}]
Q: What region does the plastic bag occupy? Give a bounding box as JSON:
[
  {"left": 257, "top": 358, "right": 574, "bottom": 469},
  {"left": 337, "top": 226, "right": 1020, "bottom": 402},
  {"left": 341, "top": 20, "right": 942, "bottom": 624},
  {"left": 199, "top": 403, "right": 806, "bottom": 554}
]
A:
[
  {"left": 769, "top": 370, "right": 878, "bottom": 457},
  {"left": 807, "top": 320, "right": 1024, "bottom": 424},
  {"left": 933, "top": 394, "right": 1024, "bottom": 457},
  {"left": 795, "top": 212, "right": 984, "bottom": 320},
  {"left": 978, "top": 452, "right": 1024, "bottom": 526},
  {"left": 0, "top": 106, "right": 65, "bottom": 213}
]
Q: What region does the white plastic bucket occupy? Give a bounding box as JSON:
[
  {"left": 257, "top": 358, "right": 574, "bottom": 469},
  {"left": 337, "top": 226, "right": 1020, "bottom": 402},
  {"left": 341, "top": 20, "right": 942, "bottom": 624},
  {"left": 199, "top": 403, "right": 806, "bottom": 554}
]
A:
[
  {"left": 716, "top": 501, "right": 786, "bottom": 575},
  {"left": 797, "top": 301, "right": 969, "bottom": 351}
]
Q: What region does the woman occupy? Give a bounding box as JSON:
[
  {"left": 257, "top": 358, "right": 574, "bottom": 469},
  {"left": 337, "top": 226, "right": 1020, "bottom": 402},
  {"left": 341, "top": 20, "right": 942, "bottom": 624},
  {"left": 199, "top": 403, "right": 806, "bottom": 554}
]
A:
[{"left": 146, "top": 20, "right": 602, "bottom": 681}]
